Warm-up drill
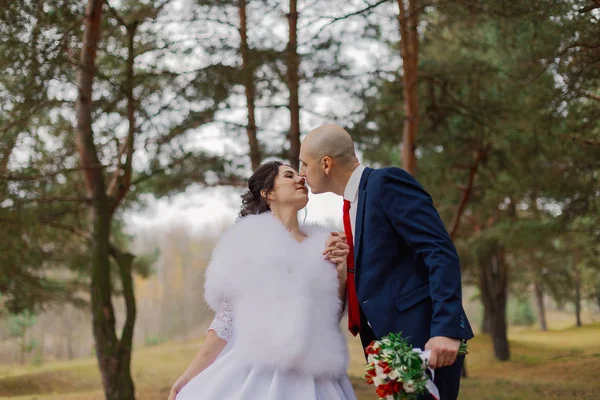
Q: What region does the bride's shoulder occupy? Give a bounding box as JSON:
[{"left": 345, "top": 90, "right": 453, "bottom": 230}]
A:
[
  {"left": 215, "top": 213, "right": 287, "bottom": 249},
  {"left": 226, "top": 213, "right": 283, "bottom": 236}
]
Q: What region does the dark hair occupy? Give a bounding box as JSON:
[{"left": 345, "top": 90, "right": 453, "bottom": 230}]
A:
[{"left": 239, "top": 161, "right": 284, "bottom": 218}]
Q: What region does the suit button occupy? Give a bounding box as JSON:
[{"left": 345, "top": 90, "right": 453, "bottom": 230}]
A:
[{"left": 363, "top": 300, "right": 369, "bottom": 304}]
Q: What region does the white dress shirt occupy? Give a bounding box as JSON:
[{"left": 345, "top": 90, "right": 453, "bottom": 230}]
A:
[{"left": 343, "top": 164, "right": 366, "bottom": 243}]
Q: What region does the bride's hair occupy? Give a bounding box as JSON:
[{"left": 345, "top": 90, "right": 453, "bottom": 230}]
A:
[{"left": 239, "top": 161, "right": 284, "bottom": 218}]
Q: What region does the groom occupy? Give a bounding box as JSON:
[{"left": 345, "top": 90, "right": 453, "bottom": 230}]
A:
[{"left": 299, "top": 124, "right": 474, "bottom": 400}]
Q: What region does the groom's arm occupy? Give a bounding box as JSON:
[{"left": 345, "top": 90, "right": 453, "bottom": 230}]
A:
[{"left": 376, "top": 168, "right": 466, "bottom": 340}]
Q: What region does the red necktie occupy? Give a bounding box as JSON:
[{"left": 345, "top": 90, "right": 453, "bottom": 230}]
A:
[{"left": 343, "top": 200, "right": 361, "bottom": 336}]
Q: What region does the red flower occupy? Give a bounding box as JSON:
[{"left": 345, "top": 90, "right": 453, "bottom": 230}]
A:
[
  {"left": 366, "top": 342, "right": 380, "bottom": 355},
  {"left": 389, "top": 380, "right": 403, "bottom": 393},
  {"left": 367, "top": 366, "right": 377, "bottom": 377},
  {"left": 376, "top": 380, "right": 403, "bottom": 398},
  {"left": 376, "top": 385, "right": 389, "bottom": 398},
  {"left": 379, "top": 361, "right": 393, "bottom": 375},
  {"left": 365, "top": 376, "right": 374, "bottom": 385}
]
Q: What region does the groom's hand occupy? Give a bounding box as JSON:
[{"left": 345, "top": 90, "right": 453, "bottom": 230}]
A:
[
  {"left": 323, "top": 232, "right": 349, "bottom": 264},
  {"left": 425, "top": 336, "right": 461, "bottom": 369}
]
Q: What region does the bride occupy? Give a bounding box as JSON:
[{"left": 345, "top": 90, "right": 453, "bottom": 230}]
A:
[{"left": 168, "top": 161, "right": 357, "bottom": 400}]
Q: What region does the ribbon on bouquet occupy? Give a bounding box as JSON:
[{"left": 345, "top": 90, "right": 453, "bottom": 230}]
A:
[{"left": 412, "top": 349, "right": 440, "bottom": 400}]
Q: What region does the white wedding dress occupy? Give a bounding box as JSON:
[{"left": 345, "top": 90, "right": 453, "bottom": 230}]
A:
[{"left": 176, "top": 299, "right": 357, "bottom": 400}]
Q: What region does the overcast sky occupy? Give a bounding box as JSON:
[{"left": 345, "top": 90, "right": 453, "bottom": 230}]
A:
[{"left": 124, "top": 0, "right": 392, "bottom": 235}]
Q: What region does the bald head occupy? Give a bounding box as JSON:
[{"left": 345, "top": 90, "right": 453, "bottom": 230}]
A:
[{"left": 302, "top": 124, "right": 357, "bottom": 166}]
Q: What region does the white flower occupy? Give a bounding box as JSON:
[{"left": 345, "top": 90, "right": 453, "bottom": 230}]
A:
[
  {"left": 372, "top": 342, "right": 380, "bottom": 350},
  {"left": 404, "top": 380, "right": 416, "bottom": 393},
  {"left": 386, "top": 396, "right": 394, "bottom": 400},
  {"left": 382, "top": 338, "right": 392, "bottom": 345},
  {"left": 375, "top": 365, "right": 386, "bottom": 379},
  {"left": 382, "top": 348, "right": 394, "bottom": 357},
  {"left": 400, "top": 366, "right": 408, "bottom": 373},
  {"left": 373, "top": 375, "right": 385, "bottom": 386},
  {"left": 388, "top": 369, "right": 400, "bottom": 380},
  {"left": 367, "top": 354, "right": 376, "bottom": 364}
]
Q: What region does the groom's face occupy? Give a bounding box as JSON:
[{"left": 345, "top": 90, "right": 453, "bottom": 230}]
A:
[{"left": 299, "top": 154, "right": 327, "bottom": 194}]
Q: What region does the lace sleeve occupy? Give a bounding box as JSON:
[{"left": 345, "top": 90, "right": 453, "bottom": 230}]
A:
[{"left": 207, "top": 299, "right": 234, "bottom": 341}]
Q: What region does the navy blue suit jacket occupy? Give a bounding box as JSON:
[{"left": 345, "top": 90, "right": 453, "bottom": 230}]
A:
[{"left": 354, "top": 167, "right": 474, "bottom": 350}]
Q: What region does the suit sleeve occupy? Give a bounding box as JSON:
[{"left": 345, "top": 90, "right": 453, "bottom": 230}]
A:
[{"left": 377, "top": 168, "right": 467, "bottom": 339}]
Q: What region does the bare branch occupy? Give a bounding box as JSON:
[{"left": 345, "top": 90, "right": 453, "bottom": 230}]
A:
[
  {"left": 579, "top": 2, "right": 600, "bottom": 13},
  {"left": 568, "top": 41, "right": 600, "bottom": 50},
  {"left": 321, "top": 0, "right": 392, "bottom": 21},
  {"left": 108, "top": 22, "right": 138, "bottom": 212},
  {"left": 105, "top": 0, "right": 128, "bottom": 27},
  {"left": 449, "top": 147, "right": 488, "bottom": 240},
  {"left": 581, "top": 91, "right": 600, "bottom": 103},
  {"left": 40, "top": 220, "right": 90, "bottom": 240},
  {"left": 14, "top": 196, "right": 90, "bottom": 207},
  {"left": 305, "top": 0, "right": 393, "bottom": 41}
]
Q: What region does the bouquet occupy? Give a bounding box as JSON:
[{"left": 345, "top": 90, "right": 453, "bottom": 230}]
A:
[{"left": 363, "top": 333, "right": 468, "bottom": 400}]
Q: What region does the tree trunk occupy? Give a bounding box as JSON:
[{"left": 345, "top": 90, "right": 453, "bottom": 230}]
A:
[
  {"left": 90, "top": 195, "right": 135, "bottom": 400},
  {"left": 574, "top": 265, "right": 582, "bottom": 327},
  {"left": 111, "top": 246, "right": 137, "bottom": 399},
  {"left": 239, "top": 0, "right": 261, "bottom": 170},
  {"left": 66, "top": 328, "right": 74, "bottom": 360},
  {"left": 479, "top": 241, "right": 510, "bottom": 361},
  {"left": 286, "top": 0, "right": 301, "bottom": 169},
  {"left": 0, "top": 137, "right": 17, "bottom": 176},
  {"left": 533, "top": 281, "right": 547, "bottom": 331},
  {"left": 20, "top": 334, "right": 26, "bottom": 364},
  {"left": 0, "top": 137, "right": 17, "bottom": 200},
  {"left": 397, "top": 0, "right": 419, "bottom": 177},
  {"left": 481, "top": 305, "right": 492, "bottom": 334},
  {"left": 75, "top": 2, "right": 135, "bottom": 399},
  {"left": 595, "top": 278, "right": 600, "bottom": 312}
]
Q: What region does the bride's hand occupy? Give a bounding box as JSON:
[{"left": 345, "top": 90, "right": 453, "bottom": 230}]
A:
[
  {"left": 323, "top": 232, "right": 349, "bottom": 277},
  {"left": 168, "top": 375, "right": 190, "bottom": 400},
  {"left": 324, "top": 233, "right": 349, "bottom": 306}
]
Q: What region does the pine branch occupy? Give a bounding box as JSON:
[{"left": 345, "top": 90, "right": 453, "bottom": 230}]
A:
[
  {"left": 129, "top": 153, "right": 195, "bottom": 187},
  {"left": 2, "top": 164, "right": 108, "bottom": 182},
  {"left": 0, "top": 100, "right": 63, "bottom": 135},
  {"left": 549, "top": 132, "right": 600, "bottom": 146}
]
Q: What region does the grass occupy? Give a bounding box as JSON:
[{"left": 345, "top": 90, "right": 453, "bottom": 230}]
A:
[{"left": 1, "top": 324, "right": 600, "bottom": 400}]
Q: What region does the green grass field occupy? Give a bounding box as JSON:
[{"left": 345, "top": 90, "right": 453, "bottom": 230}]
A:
[{"left": 1, "top": 323, "right": 599, "bottom": 400}]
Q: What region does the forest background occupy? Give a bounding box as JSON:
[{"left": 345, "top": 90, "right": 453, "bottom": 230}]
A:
[{"left": 0, "top": 0, "right": 599, "bottom": 399}]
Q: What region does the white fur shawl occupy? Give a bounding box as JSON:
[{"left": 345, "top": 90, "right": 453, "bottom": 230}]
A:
[{"left": 204, "top": 213, "right": 349, "bottom": 377}]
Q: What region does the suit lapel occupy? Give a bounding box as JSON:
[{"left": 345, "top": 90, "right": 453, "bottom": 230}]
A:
[{"left": 354, "top": 167, "right": 373, "bottom": 273}]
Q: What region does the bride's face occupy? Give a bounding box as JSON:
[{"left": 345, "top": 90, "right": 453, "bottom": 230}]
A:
[{"left": 268, "top": 165, "right": 309, "bottom": 211}]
